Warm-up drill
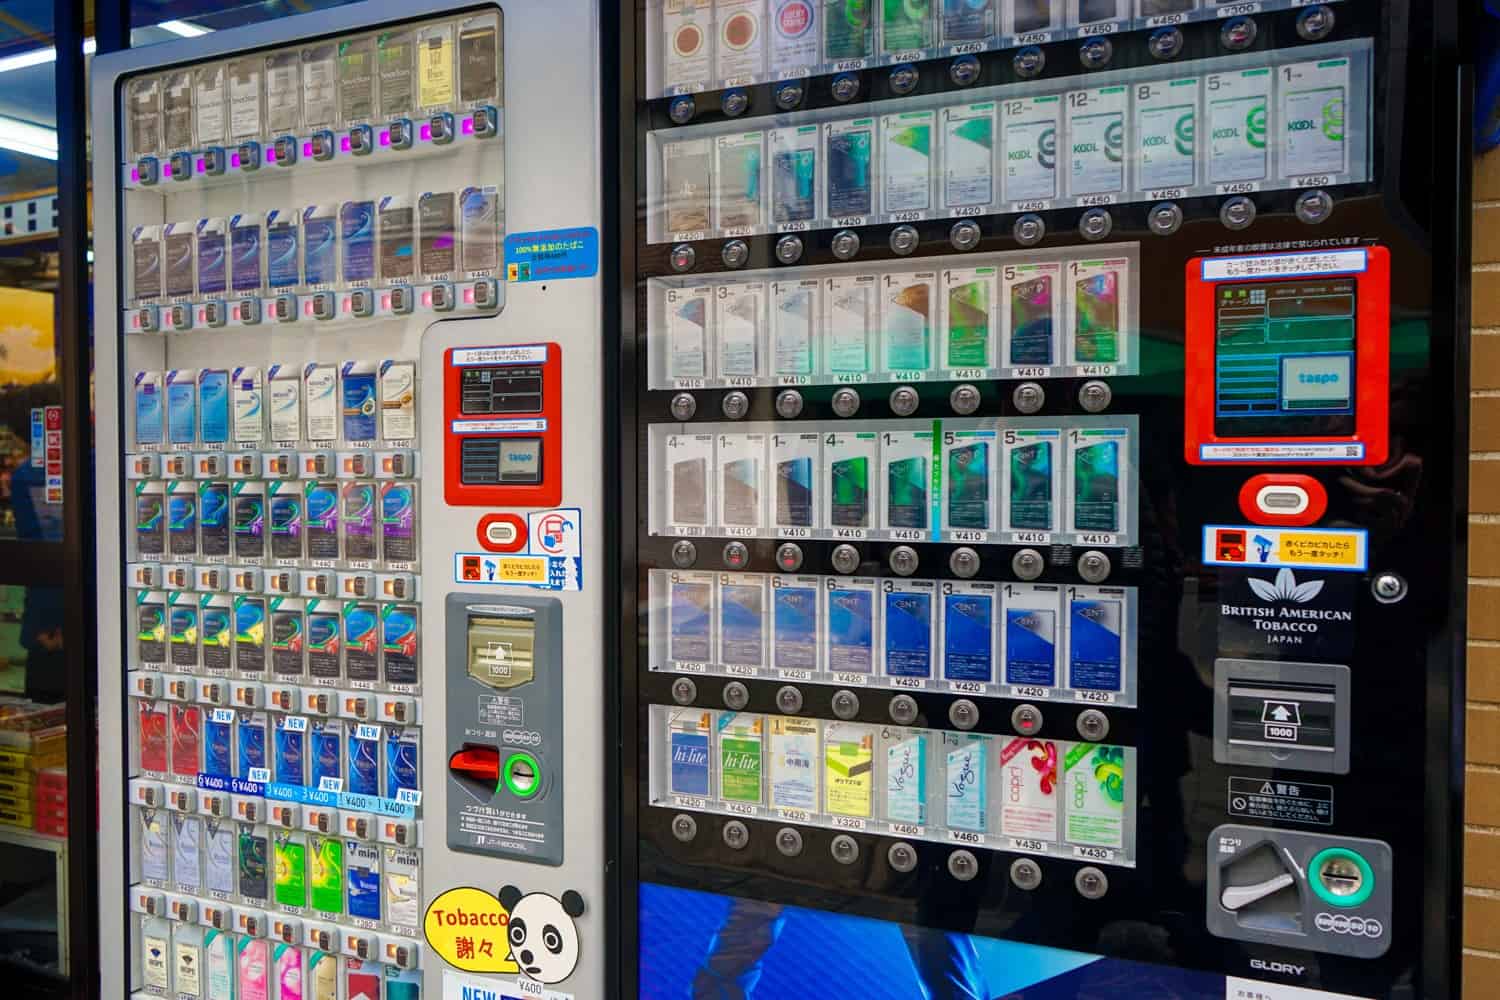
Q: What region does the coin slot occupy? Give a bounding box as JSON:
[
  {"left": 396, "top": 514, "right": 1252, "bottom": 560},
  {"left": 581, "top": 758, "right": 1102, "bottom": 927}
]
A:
[{"left": 1310, "top": 847, "right": 1375, "bottom": 908}]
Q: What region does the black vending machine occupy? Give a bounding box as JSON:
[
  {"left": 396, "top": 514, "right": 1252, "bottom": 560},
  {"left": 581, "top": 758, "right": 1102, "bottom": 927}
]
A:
[{"left": 611, "top": 1, "right": 1467, "bottom": 997}]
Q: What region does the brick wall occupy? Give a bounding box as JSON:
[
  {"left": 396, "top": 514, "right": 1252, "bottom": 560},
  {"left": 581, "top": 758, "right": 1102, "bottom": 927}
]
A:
[{"left": 1469, "top": 154, "right": 1500, "bottom": 994}]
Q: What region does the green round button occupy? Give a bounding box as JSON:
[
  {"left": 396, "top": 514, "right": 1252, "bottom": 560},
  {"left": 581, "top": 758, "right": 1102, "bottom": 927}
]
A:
[
  {"left": 1309, "top": 847, "right": 1375, "bottom": 908},
  {"left": 502, "top": 752, "right": 542, "bottom": 799}
]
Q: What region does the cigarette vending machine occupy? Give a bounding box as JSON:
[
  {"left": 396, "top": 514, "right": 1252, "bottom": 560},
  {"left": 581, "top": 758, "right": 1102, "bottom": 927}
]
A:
[
  {"left": 618, "top": 0, "right": 1464, "bottom": 998},
  {"left": 95, "top": 3, "right": 608, "bottom": 998}
]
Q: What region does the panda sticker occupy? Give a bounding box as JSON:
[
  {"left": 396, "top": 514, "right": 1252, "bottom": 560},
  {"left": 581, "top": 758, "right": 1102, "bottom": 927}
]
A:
[{"left": 498, "top": 885, "right": 585, "bottom": 985}]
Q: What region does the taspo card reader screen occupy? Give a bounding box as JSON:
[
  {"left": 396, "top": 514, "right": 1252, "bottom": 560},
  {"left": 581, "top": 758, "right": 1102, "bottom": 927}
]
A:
[{"left": 1185, "top": 248, "right": 1389, "bottom": 466}]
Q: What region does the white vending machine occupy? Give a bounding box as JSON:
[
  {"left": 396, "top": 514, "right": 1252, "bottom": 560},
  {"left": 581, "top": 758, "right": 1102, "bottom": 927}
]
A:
[{"left": 93, "top": 3, "right": 610, "bottom": 997}]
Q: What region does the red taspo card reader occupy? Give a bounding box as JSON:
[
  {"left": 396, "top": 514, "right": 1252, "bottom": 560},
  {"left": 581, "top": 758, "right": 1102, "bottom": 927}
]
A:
[
  {"left": 444, "top": 343, "right": 562, "bottom": 507},
  {"left": 1184, "top": 247, "right": 1390, "bottom": 466}
]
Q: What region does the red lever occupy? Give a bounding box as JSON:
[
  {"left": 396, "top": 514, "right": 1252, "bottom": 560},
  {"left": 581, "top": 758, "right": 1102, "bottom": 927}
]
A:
[{"left": 448, "top": 746, "right": 500, "bottom": 783}]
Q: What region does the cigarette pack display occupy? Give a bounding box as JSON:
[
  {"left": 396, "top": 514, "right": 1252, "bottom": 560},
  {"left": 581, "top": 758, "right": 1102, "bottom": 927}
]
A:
[
  {"left": 942, "top": 585, "right": 996, "bottom": 683},
  {"left": 667, "top": 285, "right": 712, "bottom": 381},
  {"left": 772, "top": 279, "right": 818, "bottom": 377},
  {"left": 668, "top": 709, "right": 713, "bottom": 797},
  {"left": 942, "top": 267, "right": 997, "bottom": 370},
  {"left": 718, "top": 433, "right": 766, "bottom": 529},
  {"left": 717, "top": 712, "right": 765, "bottom": 804},
  {"left": 944, "top": 732, "right": 989, "bottom": 832},
  {"left": 883, "top": 729, "right": 927, "bottom": 825},
  {"left": 768, "top": 715, "right": 820, "bottom": 811},
  {"left": 1065, "top": 85, "right": 1127, "bottom": 199},
  {"left": 717, "top": 282, "right": 765, "bottom": 379},
  {"left": 716, "top": 0, "right": 766, "bottom": 86},
  {"left": 771, "top": 575, "right": 820, "bottom": 671},
  {"left": 1063, "top": 741, "right": 1126, "bottom": 848},
  {"left": 883, "top": 581, "right": 935, "bottom": 679},
  {"left": 825, "top": 431, "right": 877, "bottom": 531},
  {"left": 771, "top": 431, "right": 819, "bottom": 531},
  {"left": 882, "top": 272, "right": 936, "bottom": 373},
  {"left": 825, "top": 578, "right": 876, "bottom": 674},
  {"left": 771, "top": 125, "right": 819, "bottom": 225},
  {"left": 669, "top": 573, "right": 714, "bottom": 663},
  {"left": 1003, "top": 95, "right": 1059, "bottom": 205},
  {"left": 1000, "top": 737, "right": 1059, "bottom": 842},
  {"left": 1004, "top": 584, "right": 1060, "bottom": 688},
  {"left": 718, "top": 574, "right": 767, "bottom": 668},
  {"left": 825, "top": 274, "right": 875, "bottom": 376},
  {"left": 881, "top": 429, "right": 933, "bottom": 533},
  {"left": 823, "top": 721, "right": 874, "bottom": 817}
]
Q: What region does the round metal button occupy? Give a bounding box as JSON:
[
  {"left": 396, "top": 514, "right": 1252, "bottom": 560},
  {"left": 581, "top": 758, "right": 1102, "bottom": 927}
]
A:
[
  {"left": 888, "top": 842, "right": 918, "bottom": 874},
  {"left": 775, "top": 685, "right": 804, "bottom": 714},
  {"left": 949, "top": 54, "right": 981, "bottom": 87},
  {"left": 950, "top": 219, "right": 982, "bottom": 251},
  {"left": 774, "top": 81, "right": 805, "bottom": 110},
  {"left": 950, "top": 547, "right": 980, "bottom": 579},
  {"left": 1148, "top": 201, "right": 1183, "bottom": 236},
  {"left": 1078, "top": 550, "right": 1112, "bottom": 583},
  {"left": 775, "top": 234, "right": 804, "bottom": 264},
  {"left": 723, "top": 820, "right": 750, "bottom": 850},
  {"left": 889, "top": 546, "right": 919, "bottom": 577},
  {"left": 722, "top": 390, "right": 751, "bottom": 420},
  {"left": 1013, "top": 45, "right": 1045, "bottom": 78},
  {"left": 831, "top": 386, "right": 861, "bottom": 418},
  {"left": 1013, "top": 548, "right": 1045, "bottom": 581},
  {"left": 831, "top": 834, "right": 860, "bottom": 864},
  {"left": 831, "top": 689, "right": 860, "bottom": 720},
  {"left": 831, "top": 544, "right": 862, "bottom": 575},
  {"left": 668, "top": 95, "right": 696, "bottom": 124},
  {"left": 889, "top": 694, "right": 920, "bottom": 725},
  {"left": 889, "top": 385, "right": 920, "bottom": 417},
  {"left": 721, "top": 239, "right": 749, "bottom": 269},
  {"left": 1010, "top": 858, "right": 1043, "bottom": 891},
  {"left": 1077, "top": 708, "right": 1110, "bottom": 742},
  {"left": 669, "top": 244, "right": 696, "bottom": 272},
  {"left": 671, "top": 677, "right": 698, "bottom": 705},
  {"left": 831, "top": 229, "right": 862, "bottom": 260},
  {"left": 775, "top": 389, "right": 804, "bottom": 419},
  {"left": 1221, "top": 15, "right": 1258, "bottom": 50},
  {"left": 889, "top": 224, "right": 919, "bottom": 255},
  {"left": 1372, "top": 572, "right": 1407, "bottom": 604},
  {"left": 1148, "top": 25, "right": 1184, "bottom": 60},
  {"left": 1220, "top": 195, "right": 1256, "bottom": 231},
  {"left": 1079, "top": 380, "right": 1112, "bottom": 413},
  {"left": 948, "top": 850, "right": 979, "bottom": 881},
  {"left": 1012, "top": 703, "right": 1044, "bottom": 736},
  {"left": 1076, "top": 866, "right": 1109, "bottom": 899},
  {"left": 723, "top": 541, "right": 751, "bottom": 570},
  {"left": 721, "top": 88, "right": 749, "bottom": 117},
  {"left": 670, "top": 392, "right": 697, "bottom": 421},
  {"left": 830, "top": 72, "right": 861, "bottom": 103},
  {"left": 776, "top": 543, "right": 804, "bottom": 573},
  {"left": 1296, "top": 4, "right": 1336, "bottom": 41},
  {"left": 722, "top": 681, "right": 750, "bottom": 711},
  {"left": 950, "top": 384, "right": 981, "bottom": 415},
  {"left": 775, "top": 827, "right": 804, "bottom": 857},
  {"left": 1079, "top": 208, "right": 1113, "bottom": 242},
  {"left": 671, "top": 814, "right": 698, "bottom": 842},
  {"left": 1013, "top": 382, "right": 1045, "bottom": 414},
  {"left": 671, "top": 539, "right": 698, "bottom": 568},
  {"left": 1295, "top": 189, "right": 1335, "bottom": 225},
  {"left": 1013, "top": 213, "right": 1046, "bottom": 247},
  {"left": 1079, "top": 36, "right": 1113, "bottom": 70},
  {"left": 949, "top": 699, "right": 979, "bottom": 731},
  {"left": 889, "top": 63, "right": 919, "bottom": 95}
]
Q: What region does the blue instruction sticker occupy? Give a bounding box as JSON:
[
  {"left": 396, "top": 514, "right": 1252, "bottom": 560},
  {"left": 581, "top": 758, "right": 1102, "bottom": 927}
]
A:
[{"left": 504, "top": 226, "right": 599, "bottom": 283}]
